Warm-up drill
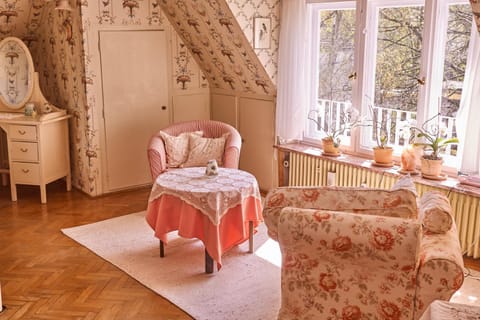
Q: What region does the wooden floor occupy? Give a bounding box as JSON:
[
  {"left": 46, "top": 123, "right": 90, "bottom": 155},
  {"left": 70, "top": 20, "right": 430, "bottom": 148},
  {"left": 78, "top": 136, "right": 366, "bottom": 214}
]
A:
[{"left": 0, "top": 181, "right": 192, "bottom": 320}]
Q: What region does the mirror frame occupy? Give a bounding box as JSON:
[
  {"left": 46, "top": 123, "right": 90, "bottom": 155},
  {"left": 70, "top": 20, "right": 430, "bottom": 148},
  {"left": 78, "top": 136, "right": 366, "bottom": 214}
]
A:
[{"left": 0, "top": 37, "right": 35, "bottom": 110}]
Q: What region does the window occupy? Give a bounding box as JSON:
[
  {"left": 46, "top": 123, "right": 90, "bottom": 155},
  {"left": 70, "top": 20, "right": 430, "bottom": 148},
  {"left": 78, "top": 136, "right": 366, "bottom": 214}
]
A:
[{"left": 304, "top": 0, "right": 475, "bottom": 171}]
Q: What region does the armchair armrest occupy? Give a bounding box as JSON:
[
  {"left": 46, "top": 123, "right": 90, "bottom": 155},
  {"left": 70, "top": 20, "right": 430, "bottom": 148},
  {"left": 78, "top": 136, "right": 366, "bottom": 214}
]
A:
[
  {"left": 147, "top": 132, "right": 168, "bottom": 181},
  {"left": 223, "top": 144, "right": 240, "bottom": 169},
  {"left": 415, "top": 224, "right": 465, "bottom": 318}
]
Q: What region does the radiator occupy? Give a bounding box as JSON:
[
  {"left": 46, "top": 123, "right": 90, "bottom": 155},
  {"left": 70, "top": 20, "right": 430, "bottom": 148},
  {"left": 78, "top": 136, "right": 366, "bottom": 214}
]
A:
[{"left": 288, "top": 151, "right": 480, "bottom": 259}]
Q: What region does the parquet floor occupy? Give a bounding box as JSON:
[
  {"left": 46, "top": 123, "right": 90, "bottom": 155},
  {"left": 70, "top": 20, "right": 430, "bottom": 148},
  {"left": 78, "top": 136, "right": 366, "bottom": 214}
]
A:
[{"left": 0, "top": 181, "right": 192, "bottom": 320}]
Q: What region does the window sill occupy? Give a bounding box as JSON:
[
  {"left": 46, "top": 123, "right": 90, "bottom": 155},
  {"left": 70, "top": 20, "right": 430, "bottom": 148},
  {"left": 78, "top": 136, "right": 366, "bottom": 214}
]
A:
[{"left": 275, "top": 142, "right": 480, "bottom": 198}]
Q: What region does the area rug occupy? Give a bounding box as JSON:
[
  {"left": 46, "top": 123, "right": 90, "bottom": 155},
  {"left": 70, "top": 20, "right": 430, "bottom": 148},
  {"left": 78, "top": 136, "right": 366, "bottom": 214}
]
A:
[{"left": 61, "top": 211, "right": 281, "bottom": 320}]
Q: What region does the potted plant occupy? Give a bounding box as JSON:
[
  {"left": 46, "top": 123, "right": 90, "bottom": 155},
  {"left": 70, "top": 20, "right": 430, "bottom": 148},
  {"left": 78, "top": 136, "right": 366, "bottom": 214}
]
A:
[
  {"left": 411, "top": 113, "right": 459, "bottom": 177},
  {"left": 359, "top": 103, "right": 394, "bottom": 165},
  {"left": 308, "top": 105, "right": 359, "bottom": 155}
]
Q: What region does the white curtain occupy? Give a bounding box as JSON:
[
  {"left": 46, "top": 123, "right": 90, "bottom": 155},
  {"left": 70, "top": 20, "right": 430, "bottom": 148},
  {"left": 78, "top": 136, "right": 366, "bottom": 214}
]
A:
[
  {"left": 275, "top": 0, "right": 309, "bottom": 143},
  {"left": 457, "top": 23, "right": 480, "bottom": 174}
]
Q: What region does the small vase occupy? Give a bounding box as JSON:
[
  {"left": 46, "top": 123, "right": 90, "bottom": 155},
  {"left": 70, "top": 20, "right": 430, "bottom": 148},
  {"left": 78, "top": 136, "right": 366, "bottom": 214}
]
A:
[
  {"left": 420, "top": 157, "right": 443, "bottom": 177},
  {"left": 401, "top": 146, "right": 416, "bottom": 171},
  {"left": 322, "top": 137, "right": 340, "bottom": 155},
  {"left": 373, "top": 146, "right": 393, "bottom": 164}
]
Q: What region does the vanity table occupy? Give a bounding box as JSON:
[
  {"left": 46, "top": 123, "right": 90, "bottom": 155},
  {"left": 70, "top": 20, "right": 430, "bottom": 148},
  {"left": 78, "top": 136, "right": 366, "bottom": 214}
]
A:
[{"left": 0, "top": 37, "right": 71, "bottom": 203}]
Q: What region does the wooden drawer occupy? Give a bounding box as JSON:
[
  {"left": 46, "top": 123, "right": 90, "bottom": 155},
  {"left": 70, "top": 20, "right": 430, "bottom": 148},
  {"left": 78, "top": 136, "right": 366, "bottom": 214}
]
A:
[
  {"left": 9, "top": 125, "right": 37, "bottom": 141},
  {"left": 10, "top": 142, "right": 38, "bottom": 162},
  {"left": 12, "top": 162, "right": 40, "bottom": 184}
]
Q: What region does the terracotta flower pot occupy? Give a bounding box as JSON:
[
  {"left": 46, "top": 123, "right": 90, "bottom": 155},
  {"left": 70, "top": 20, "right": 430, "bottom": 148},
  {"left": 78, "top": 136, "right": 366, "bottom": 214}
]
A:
[
  {"left": 322, "top": 137, "right": 340, "bottom": 155},
  {"left": 373, "top": 147, "right": 393, "bottom": 164},
  {"left": 421, "top": 157, "right": 443, "bottom": 177}
]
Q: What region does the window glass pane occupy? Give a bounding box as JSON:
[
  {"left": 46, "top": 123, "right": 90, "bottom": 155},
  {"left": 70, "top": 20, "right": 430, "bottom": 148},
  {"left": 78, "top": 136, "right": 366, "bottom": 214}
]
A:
[
  {"left": 368, "top": 5, "right": 424, "bottom": 149},
  {"left": 307, "top": 7, "right": 356, "bottom": 144},
  {"left": 375, "top": 5, "right": 424, "bottom": 111},
  {"left": 439, "top": 3, "right": 472, "bottom": 161},
  {"left": 318, "top": 10, "right": 355, "bottom": 102}
]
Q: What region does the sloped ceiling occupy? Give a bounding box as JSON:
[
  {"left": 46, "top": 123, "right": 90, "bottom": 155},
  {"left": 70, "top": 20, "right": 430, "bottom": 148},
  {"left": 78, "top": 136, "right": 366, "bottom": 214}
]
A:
[{"left": 159, "top": 0, "right": 275, "bottom": 96}]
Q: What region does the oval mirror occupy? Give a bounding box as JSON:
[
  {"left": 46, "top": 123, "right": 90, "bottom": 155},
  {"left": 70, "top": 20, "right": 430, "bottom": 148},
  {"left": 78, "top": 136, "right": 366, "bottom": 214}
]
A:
[{"left": 0, "top": 37, "right": 34, "bottom": 110}]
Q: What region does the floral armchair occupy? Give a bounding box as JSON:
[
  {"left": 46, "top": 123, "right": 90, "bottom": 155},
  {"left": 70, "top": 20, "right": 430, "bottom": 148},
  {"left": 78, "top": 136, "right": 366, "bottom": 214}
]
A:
[
  {"left": 263, "top": 185, "right": 464, "bottom": 320},
  {"left": 147, "top": 120, "right": 242, "bottom": 180}
]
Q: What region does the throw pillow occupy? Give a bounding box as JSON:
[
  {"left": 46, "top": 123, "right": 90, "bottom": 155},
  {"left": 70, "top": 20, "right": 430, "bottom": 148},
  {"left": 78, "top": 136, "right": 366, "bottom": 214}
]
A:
[
  {"left": 419, "top": 191, "right": 453, "bottom": 233},
  {"left": 182, "top": 133, "right": 228, "bottom": 167},
  {"left": 159, "top": 131, "right": 203, "bottom": 168}
]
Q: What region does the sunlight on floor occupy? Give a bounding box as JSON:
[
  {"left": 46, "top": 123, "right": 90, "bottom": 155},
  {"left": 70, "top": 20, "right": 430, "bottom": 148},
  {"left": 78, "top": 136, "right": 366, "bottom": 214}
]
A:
[
  {"left": 449, "top": 268, "right": 480, "bottom": 306},
  {"left": 255, "top": 238, "right": 281, "bottom": 267}
]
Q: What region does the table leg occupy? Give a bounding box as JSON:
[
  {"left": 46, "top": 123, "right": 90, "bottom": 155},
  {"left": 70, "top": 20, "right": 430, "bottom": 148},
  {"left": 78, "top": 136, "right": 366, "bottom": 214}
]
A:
[
  {"left": 159, "top": 240, "right": 164, "bottom": 257},
  {"left": 249, "top": 221, "right": 254, "bottom": 253},
  {"left": 205, "top": 249, "right": 214, "bottom": 274}
]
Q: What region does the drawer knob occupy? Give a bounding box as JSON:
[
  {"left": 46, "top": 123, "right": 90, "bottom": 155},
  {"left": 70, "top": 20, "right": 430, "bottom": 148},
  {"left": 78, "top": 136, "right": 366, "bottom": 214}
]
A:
[
  {"left": 22, "top": 169, "right": 30, "bottom": 173},
  {"left": 20, "top": 148, "right": 28, "bottom": 152},
  {"left": 18, "top": 130, "right": 26, "bottom": 135}
]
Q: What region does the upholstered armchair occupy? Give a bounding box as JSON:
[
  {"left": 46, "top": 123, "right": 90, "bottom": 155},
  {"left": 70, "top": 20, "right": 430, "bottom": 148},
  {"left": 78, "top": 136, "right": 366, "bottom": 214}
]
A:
[
  {"left": 147, "top": 120, "right": 242, "bottom": 180},
  {"left": 263, "top": 185, "right": 464, "bottom": 320}
]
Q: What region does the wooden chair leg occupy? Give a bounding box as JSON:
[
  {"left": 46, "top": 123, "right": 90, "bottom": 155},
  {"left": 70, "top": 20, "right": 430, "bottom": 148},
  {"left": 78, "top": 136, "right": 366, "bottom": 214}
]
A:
[
  {"left": 159, "top": 240, "right": 164, "bottom": 257},
  {"left": 248, "top": 221, "right": 254, "bottom": 253},
  {"left": 205, "top": 249, "right": 214, "bottom": 274}
]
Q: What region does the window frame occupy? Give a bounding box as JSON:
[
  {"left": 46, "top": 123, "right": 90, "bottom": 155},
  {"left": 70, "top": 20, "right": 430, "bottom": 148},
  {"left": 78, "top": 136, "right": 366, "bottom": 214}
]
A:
[{"left": 305, "top": 0, "right": 475, "bottom": 173}]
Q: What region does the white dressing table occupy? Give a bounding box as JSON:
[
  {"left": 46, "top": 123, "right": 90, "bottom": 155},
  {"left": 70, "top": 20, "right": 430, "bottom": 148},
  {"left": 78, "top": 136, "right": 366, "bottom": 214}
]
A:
[{"left": 0, "top": 37, "right": 71, "bottom": 203}]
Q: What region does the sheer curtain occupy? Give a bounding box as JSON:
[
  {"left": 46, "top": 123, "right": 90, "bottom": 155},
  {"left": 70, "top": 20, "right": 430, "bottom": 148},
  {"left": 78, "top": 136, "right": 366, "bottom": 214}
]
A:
[
  {"left": 275, "top": 0, "right": 309, "bottom": 143},
  {"left": 456, "top": 24, "right": 480, "bottom": 174}
]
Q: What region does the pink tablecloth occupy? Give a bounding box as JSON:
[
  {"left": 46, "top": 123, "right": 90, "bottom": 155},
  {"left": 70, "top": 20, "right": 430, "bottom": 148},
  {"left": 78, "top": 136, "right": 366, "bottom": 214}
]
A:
[{"left": 145, "top": 167, "right": 263, "bottom": 269}]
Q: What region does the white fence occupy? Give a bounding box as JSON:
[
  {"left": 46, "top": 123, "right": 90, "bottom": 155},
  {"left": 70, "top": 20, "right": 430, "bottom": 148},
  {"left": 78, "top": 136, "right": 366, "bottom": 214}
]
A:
[{"left": 313, "top": 99, "right": 457, "bottom": 157}]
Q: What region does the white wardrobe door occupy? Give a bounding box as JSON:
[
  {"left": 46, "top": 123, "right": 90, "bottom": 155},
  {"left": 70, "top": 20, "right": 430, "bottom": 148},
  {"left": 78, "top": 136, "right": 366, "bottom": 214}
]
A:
[{"left": 100, "top": 30, "right": 169, "bottom": 191}]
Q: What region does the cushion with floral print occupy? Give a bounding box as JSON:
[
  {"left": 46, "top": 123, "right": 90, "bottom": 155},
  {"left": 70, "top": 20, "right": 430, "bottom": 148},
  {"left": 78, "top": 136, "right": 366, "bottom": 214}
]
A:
[
  {"left": 419, "top": 191, "right": 453, "bottom": 234},
  {"left": 277, "top": 206, "right": 421, "bottom": 320},
  {"left": 159, "top": 130, "right": 203, "bottom": 168},
  {"left": 182, "top": 133, "right": 229, "bottom": 168}
]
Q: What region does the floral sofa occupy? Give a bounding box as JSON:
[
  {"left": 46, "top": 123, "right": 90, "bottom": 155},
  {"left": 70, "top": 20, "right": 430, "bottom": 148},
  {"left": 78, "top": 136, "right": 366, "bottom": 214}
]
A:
[{"left": 263, "top": 182, "right": 464, "bottom": 320}]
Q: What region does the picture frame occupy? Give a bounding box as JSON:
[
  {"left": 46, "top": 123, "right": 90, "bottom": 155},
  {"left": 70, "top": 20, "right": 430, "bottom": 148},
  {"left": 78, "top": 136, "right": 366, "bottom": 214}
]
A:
[{"left": 253, "top": 17, "right": 271, "bottom": 49}]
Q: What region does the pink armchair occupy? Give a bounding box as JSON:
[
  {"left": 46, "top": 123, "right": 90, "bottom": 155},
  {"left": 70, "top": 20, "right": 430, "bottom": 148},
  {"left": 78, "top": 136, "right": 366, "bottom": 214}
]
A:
[
  {"left": 147, "top": 120, "right": 242, "bottom": 180},
  {"left": 263, "top": 186, "right": 464, "bottom": 320}
]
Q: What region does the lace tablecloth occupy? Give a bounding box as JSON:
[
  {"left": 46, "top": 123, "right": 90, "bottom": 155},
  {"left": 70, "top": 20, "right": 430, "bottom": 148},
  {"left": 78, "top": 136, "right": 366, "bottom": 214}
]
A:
[{"left": 148, "top": 167, "right": 261, "bottom": 225}]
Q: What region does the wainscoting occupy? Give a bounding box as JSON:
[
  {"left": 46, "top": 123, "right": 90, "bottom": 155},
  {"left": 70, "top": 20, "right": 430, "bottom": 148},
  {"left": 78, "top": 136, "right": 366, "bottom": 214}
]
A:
[{"left": 277, "top": 144, "right": 480, "bottom": 259}]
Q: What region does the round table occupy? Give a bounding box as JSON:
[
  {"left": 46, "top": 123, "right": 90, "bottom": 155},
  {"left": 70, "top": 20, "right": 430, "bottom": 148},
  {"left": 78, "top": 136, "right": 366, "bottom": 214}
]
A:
[{"left": 146, "top": 167, "right": 263, "bottom": 273}]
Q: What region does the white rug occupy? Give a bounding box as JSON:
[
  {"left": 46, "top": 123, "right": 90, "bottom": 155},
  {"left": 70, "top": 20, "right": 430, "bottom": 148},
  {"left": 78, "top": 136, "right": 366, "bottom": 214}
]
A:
[{"left": 61, "top": 211, "right": 281, "bottom": 320}]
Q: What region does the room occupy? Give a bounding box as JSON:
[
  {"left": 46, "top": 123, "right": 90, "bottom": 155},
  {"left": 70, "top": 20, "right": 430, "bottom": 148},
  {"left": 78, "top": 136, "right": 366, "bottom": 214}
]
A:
[{"left": 0, "top": 0, "right": 479, "bottom": 318}]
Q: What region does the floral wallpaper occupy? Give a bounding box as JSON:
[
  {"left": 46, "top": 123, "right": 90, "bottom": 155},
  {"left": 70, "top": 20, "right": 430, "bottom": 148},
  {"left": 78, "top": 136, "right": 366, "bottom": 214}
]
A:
[
  {"left": 158, "top": 0, "right": 275, "bottom": 95},
  {"left": 226, "top": 0, "right": 280, "bottom": 84}
]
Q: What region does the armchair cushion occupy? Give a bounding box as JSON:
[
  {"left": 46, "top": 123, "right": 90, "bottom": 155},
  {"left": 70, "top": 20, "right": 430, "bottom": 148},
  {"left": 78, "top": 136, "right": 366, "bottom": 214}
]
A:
[
  {"left": 159, "top": 130, "right": 203, "bottom": 168},
  {"left": 419, "top": 191, "right": 453, "bottom": 234},
  {"left": 277, "top": 207, "right": 421, "bottom": 320},
  {"left": 182, "top": 133, "right": 228, "bottom": 167}
]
